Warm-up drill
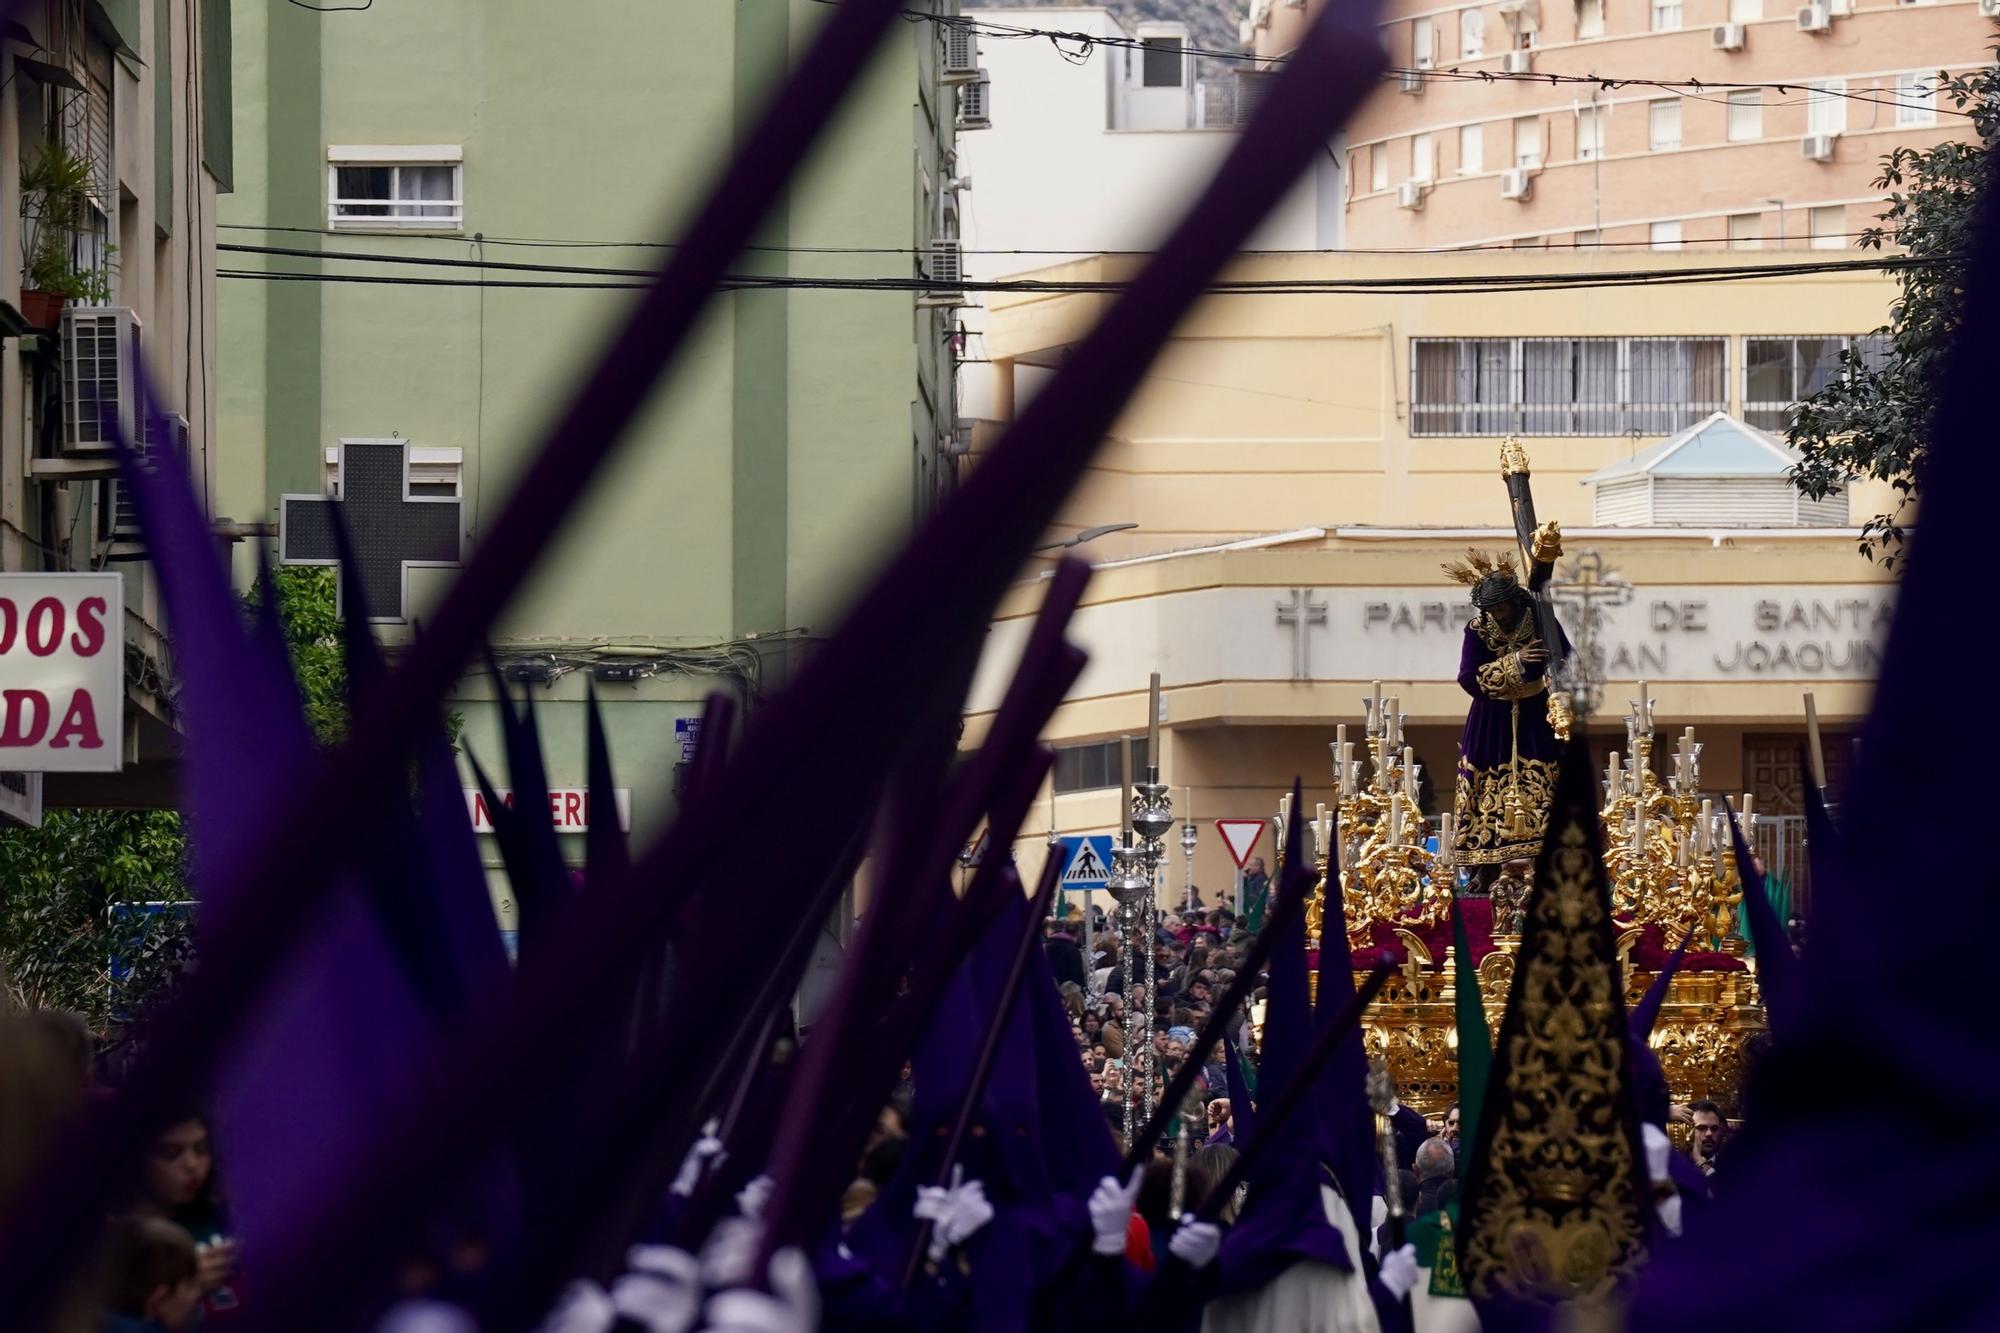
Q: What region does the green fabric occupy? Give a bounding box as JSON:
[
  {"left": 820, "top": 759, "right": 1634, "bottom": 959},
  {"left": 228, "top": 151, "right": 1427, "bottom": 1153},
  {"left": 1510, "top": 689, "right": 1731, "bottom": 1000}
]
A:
[
  {"left": 1243, "top": 874, "right": 1270, "bottom": 931},
  {"left": 1452, "top": 893, "right": 1491, "bottom": 1183},
  {"left": 200, "top": 0, "right": 233, "bottom": 193},
  {"left": 1235, "top": 1040, "right": 1258, "bottom": 1097},
  {"left": 154, "top": 0, "right": 171, "bottom": 234},
  {"left": 1736, "top": 872, "right": 1792, "bottom": 957}
]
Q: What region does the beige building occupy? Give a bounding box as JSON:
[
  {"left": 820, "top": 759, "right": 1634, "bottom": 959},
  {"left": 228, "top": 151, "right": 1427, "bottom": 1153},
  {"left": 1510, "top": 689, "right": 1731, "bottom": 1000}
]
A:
[
  {"left": 1247, "top": 0, "right": 1993, "bottom": 250},
  {"left": 969, "top": 250, "right": 1896, "bottom": 900},
  {"left": 1, "top": 0, "right": 232, "bottom": 812}
]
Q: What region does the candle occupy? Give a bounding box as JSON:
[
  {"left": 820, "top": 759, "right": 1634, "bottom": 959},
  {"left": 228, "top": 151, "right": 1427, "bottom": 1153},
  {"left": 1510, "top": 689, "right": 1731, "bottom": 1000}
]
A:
[
  {"left": 1389, "top": 792, "right": 1404, "bottom": 844},
  {"left": 1632, "top": 797, "right": 1645, "bottom": 857},
  {"left": 1340, "top": 743, "right": 1355, "bottom": 796},
  {"left": 1741, "top": 794, "right": 1755, "bottom": 832},
  {"left": 1148, "top": 671, "right": 1162, "bottom": 763},
  {"left": 1699, "top": 799, "right": 1714, "bottom": 853},
  {"left": 1803, "top": 690, "right": 1827, "bottom": 792},
  {"left": 1120, "top": 735, "right": 1135, "bottom": 839},
  {"left": 1608, "top": 751, "right": 1622, "bottom": 799},
  {"left": 1372, "top": 680, "right": 1384, "bottom": 735},
  {"left": 1402, "top": 746, "right": 1416, "bottom": 801}
]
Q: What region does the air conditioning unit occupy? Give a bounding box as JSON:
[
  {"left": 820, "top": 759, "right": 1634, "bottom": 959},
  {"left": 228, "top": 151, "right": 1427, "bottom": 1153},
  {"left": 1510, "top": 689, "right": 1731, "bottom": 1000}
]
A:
[
  {"left": 1801, "top": 133, "right": 1837, "bottom": 162},
  {"left": 1710, "top": 22, "right": 1745, "bottom": 50},
  {"left": 1500, "top": 167, "right": 1534, "bottom": 200},
  {"left": 61, "top": 306, "right": 139, "bottom": 456},
  {"left": 1796, "top": 3, "right": 1831, "bottom": 32},
  {"left": 1982, "top": 0, "right": 1998, "bottom": 17},
  {"left": 1396, "top": 181, "right": 1428, "bottom": 211},
  {"left": 101, "top": 412, "right": 187, "bottom": 548},
  {"left": 941, "top": 21, "right": 980, "bottom": 84},
  {"left": 1500, "top": 49, "right": 1534, "bottom": 75},
  {"left": 956, "top": 72, "right": 992, "bottom": 131},
  {"left": 922, "top": 239, "right": 966, "bottom": 306},
  {"left": 1399, "top": 69, "right": 1425, "bottom": 95},
  {"left": 944, "top": 420, "right": 975, "bottom": 458}
]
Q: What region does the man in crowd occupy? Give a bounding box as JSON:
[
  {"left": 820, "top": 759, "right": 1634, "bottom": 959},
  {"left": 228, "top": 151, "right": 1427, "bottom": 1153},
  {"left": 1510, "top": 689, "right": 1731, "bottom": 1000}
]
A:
[
  {"left": 1412, "top": 1137, "right": 1456, "bottom": 1218},
  {"left": 1688, "top": 1100, "right": 1729, "bottom": 1176},
  {"left": 1240, "top": 857, "right": 1271, "bottom": 930}
]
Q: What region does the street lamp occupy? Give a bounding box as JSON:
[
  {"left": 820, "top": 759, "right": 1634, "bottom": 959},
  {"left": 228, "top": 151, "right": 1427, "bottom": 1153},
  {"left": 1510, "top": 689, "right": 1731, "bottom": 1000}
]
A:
[{"left": 1031, "top": 522, "right": 1138, "bottom": 553}]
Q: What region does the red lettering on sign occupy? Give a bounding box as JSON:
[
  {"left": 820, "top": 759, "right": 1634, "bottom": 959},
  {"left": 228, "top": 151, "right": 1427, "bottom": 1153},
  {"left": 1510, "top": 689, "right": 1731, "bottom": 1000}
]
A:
[
  {"left": 70, "top": 597, "right": 107, "bottom": 656},
  {"left": 48, "top": 690, "right": 101, "bottom": 749},
  {"left": 472, "top": 792, "right": 492, "bottom": 827},
  {"left": 565, "top": 792, "right": 582, "bottom": 825},
  {"left": 0, "top": 600, "right": 15, "bottom": 654},
  {"left": 25, "top": 598, "right": 62, "bottom": 657},
  {"left": 0, "top": 690, "right": 50, "bottom": 746}
]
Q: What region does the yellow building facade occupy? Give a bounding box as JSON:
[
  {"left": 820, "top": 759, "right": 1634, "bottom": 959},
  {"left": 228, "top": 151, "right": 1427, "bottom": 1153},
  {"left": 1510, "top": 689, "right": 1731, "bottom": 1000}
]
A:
[{"left": 969, "top": 251, "right": 1897, "bottom": 900}]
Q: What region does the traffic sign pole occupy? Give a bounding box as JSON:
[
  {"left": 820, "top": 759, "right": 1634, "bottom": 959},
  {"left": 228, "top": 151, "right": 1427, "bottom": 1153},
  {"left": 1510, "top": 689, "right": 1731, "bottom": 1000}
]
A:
[{"left": 1234, "top": 866, "right": 1243, "bottom": 919}]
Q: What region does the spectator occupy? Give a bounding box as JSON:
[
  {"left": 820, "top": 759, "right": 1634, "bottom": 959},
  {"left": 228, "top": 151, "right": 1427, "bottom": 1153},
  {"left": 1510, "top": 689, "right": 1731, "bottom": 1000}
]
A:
[
  {"left": 1058, "top": 982, "right": 1086, "bottom": 1021},
  {"left": 136, "top": 1112, "right": 240, "bottom": 1314},
  {"left": 100, "top": 1214, "right": 204, "bottom": 1333},
  {"left": 1688, "top": 1100, "right": 1730, "bottom": 1176},
  {"left": 1412, "top": 1137, "right": 1456, "bottom": 1217},
  {"left": 1045, "top": 918, "right": 1086, "bottom": 991},
  {"left": 1241, "top": 857, "right": 1271, "bottom": 930},
  {"left": 1443, "top": 1103, "right": 1461, "bottom": 1152},
  {"left": 1192, "top": 1144, "right": 1243, "bottom": 1223}
]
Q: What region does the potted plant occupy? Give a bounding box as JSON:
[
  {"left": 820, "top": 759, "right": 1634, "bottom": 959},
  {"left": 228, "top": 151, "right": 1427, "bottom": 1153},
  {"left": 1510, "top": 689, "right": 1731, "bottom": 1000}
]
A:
[{"left": 19, "top": 142, "right": 109, "bottom": 328}]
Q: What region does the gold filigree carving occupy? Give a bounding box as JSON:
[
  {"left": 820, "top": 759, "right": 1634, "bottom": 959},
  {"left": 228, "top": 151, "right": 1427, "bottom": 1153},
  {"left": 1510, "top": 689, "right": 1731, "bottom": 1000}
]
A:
[
  {"left": 1452, "top": 755, "right": 1559, "bottom": 866},
  {"left": 1459, "top": 818, "right": 1650, "bottom": 1305}
]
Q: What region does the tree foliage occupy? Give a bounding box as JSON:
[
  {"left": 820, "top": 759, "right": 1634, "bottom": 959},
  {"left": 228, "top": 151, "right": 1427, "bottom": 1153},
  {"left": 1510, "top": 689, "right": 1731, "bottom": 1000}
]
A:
[
  {"left": 1789, "top": 55, "right": 2000, "bottom": 565},
  {"left": 0, "top": 568, "right": 351, "bottom": 1043}
]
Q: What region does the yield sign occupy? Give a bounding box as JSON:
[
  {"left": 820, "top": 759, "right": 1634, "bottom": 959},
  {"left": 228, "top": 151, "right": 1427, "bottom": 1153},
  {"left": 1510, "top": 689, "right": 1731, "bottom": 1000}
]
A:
[{"left": 1215, "top": 819, "right": 1266, "bottom": 869}]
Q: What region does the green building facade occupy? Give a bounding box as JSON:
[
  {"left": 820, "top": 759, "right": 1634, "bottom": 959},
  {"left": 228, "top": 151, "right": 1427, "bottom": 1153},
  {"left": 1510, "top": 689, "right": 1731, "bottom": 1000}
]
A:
[{"left": 218, "top": 0, "right": 964, "bottom": 925}]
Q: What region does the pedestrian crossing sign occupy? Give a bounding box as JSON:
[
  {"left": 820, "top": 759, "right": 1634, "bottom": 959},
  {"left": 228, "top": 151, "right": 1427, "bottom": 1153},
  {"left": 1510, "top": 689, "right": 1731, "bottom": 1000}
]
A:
[{"left": 1058, "top": 835, "right": 1114, "bottom": 892}]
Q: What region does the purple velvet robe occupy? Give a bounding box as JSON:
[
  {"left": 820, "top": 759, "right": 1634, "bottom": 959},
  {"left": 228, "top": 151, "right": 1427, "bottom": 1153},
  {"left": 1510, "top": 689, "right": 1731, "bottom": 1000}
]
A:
[{"left": 1451, "top": 609, "right": 1570, "bottom": 867}]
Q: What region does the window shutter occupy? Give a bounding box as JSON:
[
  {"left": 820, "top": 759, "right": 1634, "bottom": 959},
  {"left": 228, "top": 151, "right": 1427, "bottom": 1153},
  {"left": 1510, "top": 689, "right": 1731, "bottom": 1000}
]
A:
[
  {"left": 155, "top": 0, "right": 172, "bottom": 233},
  {"left": 201, "top": 0, "right": 233, "bottom": 193}
]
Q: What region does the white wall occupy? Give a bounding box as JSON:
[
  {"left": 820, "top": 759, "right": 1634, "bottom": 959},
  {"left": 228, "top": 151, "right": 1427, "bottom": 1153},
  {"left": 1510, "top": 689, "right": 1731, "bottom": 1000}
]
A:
[{"left": 956, "top": 7, "right": 1341, "bottom": 419}]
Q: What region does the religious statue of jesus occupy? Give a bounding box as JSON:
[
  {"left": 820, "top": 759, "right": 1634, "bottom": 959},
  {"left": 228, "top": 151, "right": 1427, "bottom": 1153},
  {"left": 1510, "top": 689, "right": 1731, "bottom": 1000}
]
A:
[{"left": 1447, "top": 438, "right": 1573, "bottom": 879}]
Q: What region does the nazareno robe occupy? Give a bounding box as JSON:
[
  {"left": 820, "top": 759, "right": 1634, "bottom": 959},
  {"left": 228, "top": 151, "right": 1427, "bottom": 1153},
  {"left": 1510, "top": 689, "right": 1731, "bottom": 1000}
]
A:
[{"left": 1450, "top": 607, "right": 1571, "bottom": 867}]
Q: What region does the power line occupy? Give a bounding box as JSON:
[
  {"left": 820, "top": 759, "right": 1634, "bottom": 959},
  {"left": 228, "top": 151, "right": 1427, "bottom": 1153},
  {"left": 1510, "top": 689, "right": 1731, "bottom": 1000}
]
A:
[
  {"left": 216, "top": 221, "right": 1897, "bottom": 258},
  {"left": 218, "top": 250, "right": 1951, "bottom": 297},
  {"left": 841, "top": 2, "right": 1977, "bottom": 119}
]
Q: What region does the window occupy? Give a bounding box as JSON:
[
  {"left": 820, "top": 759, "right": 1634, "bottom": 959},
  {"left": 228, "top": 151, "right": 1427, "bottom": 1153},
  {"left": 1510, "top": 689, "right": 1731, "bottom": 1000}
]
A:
[
  {"left": 1412, "top": 132, "right": 1436, "bottom": 182},
  {"left": 1727, "top": 213, "right": 1763, "bottom": 249},
  {"left": 1372, "top": 144, "right": 1390, "bottom": 192},
  {"left": 1461, "top": 7, "right": 1486, "bottom": 57},
  {"left": 1577, "top": 0, "right": 1605, "bottom": 38},
  {"left": 328, "top": 146, "right": 464, "bottom": 228},
  {"left": 1895, "top": 72, "right": 1937, "bottom": 127},
  {"left": 1742, "top": 336, "right": 1888, "bottom": 430},
  {"left": 1651, "top": 0, "right": 1682, "bottom": 30},
  {"left": 1728, "top": 0, "right": 1762, "bottom": 17},
  {"left": 1809, "top": 205, "right": 1845, "bottom": 250},
  {"left": 1726, "top": 91, "right": 1763, "bottom": 142},
  {"left": 1576, "top": 107, "right": 1601, "bottom": 161},
  {"left": 1412, "top": 18, "right": 1437, "bottom": 67},
  {"left": 1649, "top": 99, "right": 1682, "bottom": 151},
  {"left": 323, "top": 444, "right": 463, "bottom": 498},
  {"left": 1409, "top": 336, "right": 1728, "bottom": 436},
  {"left": 1141, "top": 37, "right": 1185, "bottom": 87},
  {"left": 1459, "top": 123, "right": 1485, "bottom": 175},
  {"left": 1052, "top": 737, "right": 1151, "bottom": 794},
  {"left": 1650, "top": 221, "right": 1683, "bottom": 251},
  {"left": 1514, "top": 115, "right": 1543, "bottom": 168},
  {"left": 1807, "top": 79, "right": 1847, "bottom": 136}
]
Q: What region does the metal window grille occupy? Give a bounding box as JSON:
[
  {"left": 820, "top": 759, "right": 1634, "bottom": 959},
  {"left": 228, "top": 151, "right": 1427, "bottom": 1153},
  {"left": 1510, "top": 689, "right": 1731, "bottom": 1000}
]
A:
[
  {"left": 1409, "top": 336, "right": 1727, "bottom": 437},
  {"left": 1141, "top": 37, "right": 1184, "bottom": 88},
  {"left": 1742, "top": 335, "right": 1885, "bottom": 432},
  {"left": 1052, "top": 738, "right": 1152, "bottom": 794}
]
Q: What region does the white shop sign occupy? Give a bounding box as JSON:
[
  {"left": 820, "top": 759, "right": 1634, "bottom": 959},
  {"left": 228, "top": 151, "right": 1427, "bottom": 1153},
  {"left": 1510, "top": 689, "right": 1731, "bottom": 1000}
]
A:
[{"left": 0, "top": 573, "right": 123, "bottom": 772}]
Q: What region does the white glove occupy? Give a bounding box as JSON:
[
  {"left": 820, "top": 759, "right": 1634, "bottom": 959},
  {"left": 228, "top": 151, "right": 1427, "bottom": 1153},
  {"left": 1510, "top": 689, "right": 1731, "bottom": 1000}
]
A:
[
  {"left": 377, "top": 1300, "right": 477, "bottom": 1333},
  {"left": 701, "top": 1246, "right": 820, "bottom": 1333},
  {"left": 671, "top": 1120, "right": 727, "bottom": 1198},
  {"left": 607, "top": 1245, "right": 703, "bottom": 1333},
  {"left": 1088, "top": 1167, "right": 1144, "bottom": 1256},
  {"left": 1378, "top": 1243, "right": 1419, "bottom": 1301},
  {"left": 913, "top": 1165, "right": 997, "bottom": 1262},
  {"left": 699, "top": 1216, "right": 764, "bottom": 1290},
  {"left": 535, "top": 1280, "right": 617, "bottom": 1333},
  {"left": 735, "top": 1173, "right": 776, "bottom": 1220},
  {"left": 1167, "top": 1215, "right": 1221, "bottom": 1270},
  {"left": 1641, "top": 1123, "right": 1674, "bottom": 1183},
  {"left": 1656, "top": 1193, "right": 1684, "bottom": 1238}
]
